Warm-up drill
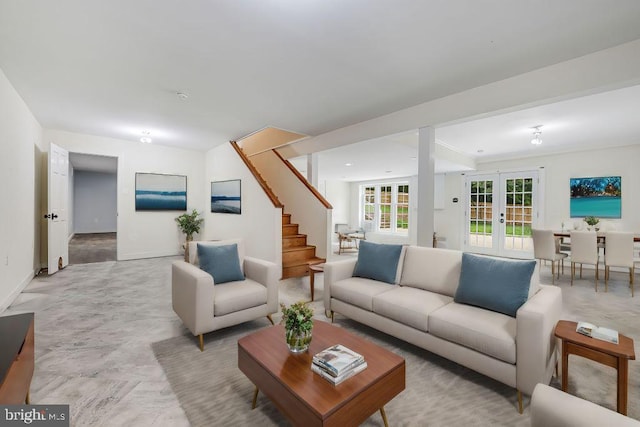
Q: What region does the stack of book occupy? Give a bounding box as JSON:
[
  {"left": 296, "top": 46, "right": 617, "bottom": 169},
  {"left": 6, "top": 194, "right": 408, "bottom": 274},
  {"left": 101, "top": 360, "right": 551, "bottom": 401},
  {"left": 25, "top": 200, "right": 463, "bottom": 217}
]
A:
[{"left": 311, "top": 344, "right": 367, "bottom": 385}]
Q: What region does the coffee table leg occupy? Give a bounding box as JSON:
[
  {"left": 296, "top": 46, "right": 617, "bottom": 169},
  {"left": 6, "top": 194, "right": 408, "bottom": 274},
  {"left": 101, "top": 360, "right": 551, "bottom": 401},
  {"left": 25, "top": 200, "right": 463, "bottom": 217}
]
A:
[
  {"left": 618, "top": 357, "right": 628, "bottom": 415},
  {"left": 252, "top": 386, "right": 259, "bottom": 409},
  {"left": 309, "top": 269, "right": 315, "bottom": 301},
  {"left": 561, "top": 340, "right": 568, "bottom": 391},
  {"left": 379, "top": 406, "right": 389, "bottom": 427}
]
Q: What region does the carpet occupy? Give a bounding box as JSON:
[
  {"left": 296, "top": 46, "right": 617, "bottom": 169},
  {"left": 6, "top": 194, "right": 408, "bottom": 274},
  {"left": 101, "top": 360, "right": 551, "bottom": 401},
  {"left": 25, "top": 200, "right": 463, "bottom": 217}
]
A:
[
  {"left": 153, "top": 272, "right": 640, "bottom": 427},
  {"left": 152, "top": 317, "right": 533, "bottom": 427}
]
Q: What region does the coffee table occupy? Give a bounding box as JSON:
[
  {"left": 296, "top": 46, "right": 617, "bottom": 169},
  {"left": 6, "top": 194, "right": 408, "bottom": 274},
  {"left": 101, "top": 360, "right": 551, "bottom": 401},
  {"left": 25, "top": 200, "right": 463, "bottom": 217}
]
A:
[
  {"left": 238, "top": 320, "right": 405, "bottom": 426},
  {"left": 554, "top": 320, "right": 636, "bottom": 415}
]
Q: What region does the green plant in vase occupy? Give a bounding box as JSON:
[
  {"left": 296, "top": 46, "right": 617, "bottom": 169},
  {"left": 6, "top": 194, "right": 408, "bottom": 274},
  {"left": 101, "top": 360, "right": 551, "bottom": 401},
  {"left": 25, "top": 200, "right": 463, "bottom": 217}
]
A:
[
  {"left": 280, "top": 301, "right": 314, "bottom": 353},
  {"left": 175, "top": 209, "right": 204, "bottom": 260},
  {"left": 583, "top": 216, "right": 599, "bottom": 230}
]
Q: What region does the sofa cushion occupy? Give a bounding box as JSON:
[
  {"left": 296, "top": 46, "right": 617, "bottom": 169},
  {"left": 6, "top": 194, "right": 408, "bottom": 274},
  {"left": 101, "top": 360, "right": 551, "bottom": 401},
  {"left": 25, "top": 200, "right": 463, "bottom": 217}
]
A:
[
  {"left": 213, "top": 278, "right": 266, "bottom": 316},
  {"left": 372, "top": 287, "right": 453, "bottom": 332},
  {"left": 353, "top": 241, "right": 404, "bottom": 284},
  {"left": 400, "top": 247, "right": 462, "bottom": 297},
  {"left": 454, "top": 253, "right": 535, "bottom": 317},
  {"left": 190, "top": 239, "right": 245, "bottom": 273},
  {"left": 198, "top": 243, "right": 245, "bottom": 284},
  {"left": 429, "top": 302, "right": 517, "bottom": 364},
  {"left": 331, "top": 277, "right": 396, "bottom": 311}
]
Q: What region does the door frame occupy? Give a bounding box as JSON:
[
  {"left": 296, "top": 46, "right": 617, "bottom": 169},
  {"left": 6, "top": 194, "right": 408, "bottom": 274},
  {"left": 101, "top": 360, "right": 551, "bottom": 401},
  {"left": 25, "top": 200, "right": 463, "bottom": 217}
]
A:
[{"left": 461, "top": 167, "right": 545, "bottom": 258}]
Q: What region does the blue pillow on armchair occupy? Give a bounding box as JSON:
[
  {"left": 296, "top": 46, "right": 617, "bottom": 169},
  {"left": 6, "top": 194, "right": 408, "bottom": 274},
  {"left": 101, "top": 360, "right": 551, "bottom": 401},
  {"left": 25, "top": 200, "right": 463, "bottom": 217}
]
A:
[
  {"left": 352, "top": 240, "right": 403, "bottom": 284},
  {"left": 454, "top": 252, "right": 535, "bottom": 317},
  {"left": 197, "top": 243, "right": 245, "bottom": 284}
]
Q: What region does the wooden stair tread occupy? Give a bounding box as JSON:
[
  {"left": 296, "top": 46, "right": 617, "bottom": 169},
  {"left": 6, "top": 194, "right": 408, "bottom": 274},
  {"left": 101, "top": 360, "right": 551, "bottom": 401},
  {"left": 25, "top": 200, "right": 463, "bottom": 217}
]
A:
[
  {"left": 282, "top": 234, "right": 306, "bottom": 239},
  {"left": 282, "top": 245, "right": 316, "bottom": 253},
  {"left": 282, "top": 257, "right": 325, "bottom": 268}
]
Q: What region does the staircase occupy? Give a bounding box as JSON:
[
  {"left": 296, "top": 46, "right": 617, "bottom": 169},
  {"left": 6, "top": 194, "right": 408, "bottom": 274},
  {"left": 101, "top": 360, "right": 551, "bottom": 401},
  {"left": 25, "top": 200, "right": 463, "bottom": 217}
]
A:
[{"left": 282, "top": 213, "right": 325, "bottom": 279}]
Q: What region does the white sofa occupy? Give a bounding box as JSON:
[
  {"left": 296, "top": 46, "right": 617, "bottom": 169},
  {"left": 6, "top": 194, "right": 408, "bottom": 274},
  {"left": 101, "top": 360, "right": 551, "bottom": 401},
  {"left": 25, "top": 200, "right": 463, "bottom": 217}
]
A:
[
  {"left": 531, "top": 383, "right": 640, "bottom": 426},
  {"left": 324, "top": 246, "right": 562, "bottom": 412}
]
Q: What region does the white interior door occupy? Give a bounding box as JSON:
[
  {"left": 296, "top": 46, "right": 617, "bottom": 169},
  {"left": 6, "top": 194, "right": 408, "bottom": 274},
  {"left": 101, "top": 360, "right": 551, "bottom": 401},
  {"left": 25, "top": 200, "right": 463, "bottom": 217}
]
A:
[
  {"left": 47, "top": 143, "right": 69, "bottom": 274},
  {"left": 464, "top": 170, "right": 540, "bottom": 258}
]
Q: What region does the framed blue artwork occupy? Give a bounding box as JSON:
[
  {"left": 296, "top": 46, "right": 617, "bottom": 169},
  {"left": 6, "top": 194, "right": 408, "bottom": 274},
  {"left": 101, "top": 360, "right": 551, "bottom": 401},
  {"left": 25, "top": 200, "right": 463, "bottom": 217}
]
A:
[
  {"left": 211, "top": 179, "right": 241, "bottom": 214},
  {"left": 569, "top": 176, "right": 621, "bottom": 218},
  {"left": 135, "top": 173, "right": 187, "bottom": 211}
]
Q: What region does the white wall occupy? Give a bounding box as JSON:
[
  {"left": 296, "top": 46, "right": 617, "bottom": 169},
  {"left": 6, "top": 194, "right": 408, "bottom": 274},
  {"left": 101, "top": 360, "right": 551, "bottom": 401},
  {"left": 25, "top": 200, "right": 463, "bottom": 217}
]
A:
[
  {"left": 204, "top": 143, "right": 282, "bottom": 266},
  {"left": 44, "top": 129, "right": 205, "bottom": 260},
  {"left": 250, "top": 150, "right": 331, "bottom": 259},
  {"left": 323, "top": 180, "right": 351, "bottom": 242},
  {"left": 74, "top": 170, "right": 117, "bottom": 233},
  {"left": 436, "top": 144, "right": 640, "bottom": 250},
  {"left": 0, "top": 68, "right": 44, "bottom": 312}
]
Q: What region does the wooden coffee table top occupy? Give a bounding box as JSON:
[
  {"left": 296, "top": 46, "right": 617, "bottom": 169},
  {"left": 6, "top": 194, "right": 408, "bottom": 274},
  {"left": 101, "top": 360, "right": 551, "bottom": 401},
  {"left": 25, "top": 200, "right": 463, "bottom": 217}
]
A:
[
  {"left": 554, "top": 320, "right": 635, "bottom": 359},
  {"left": 238, "top": 320, "right": 405, "bottom": 426}
]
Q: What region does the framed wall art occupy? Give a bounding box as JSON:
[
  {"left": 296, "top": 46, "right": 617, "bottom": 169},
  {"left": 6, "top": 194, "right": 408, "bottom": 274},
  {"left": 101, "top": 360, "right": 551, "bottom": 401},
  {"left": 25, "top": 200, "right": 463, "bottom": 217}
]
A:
[
  {"left": 135, "top": 173, "right": 187, "bottom": 211},
  {"left": 211, "top": 179, "right": 241, "bottom": 214},
  {"left": 569, "top": 176, "right": 621, "bottom": 218}
]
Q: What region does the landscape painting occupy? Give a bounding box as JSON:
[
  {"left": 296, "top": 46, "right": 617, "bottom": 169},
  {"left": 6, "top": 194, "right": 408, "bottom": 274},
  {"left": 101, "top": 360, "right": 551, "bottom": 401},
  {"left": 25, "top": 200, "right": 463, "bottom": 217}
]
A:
[
  {"left": 135, "top": 173, "right": 187, "bottom": 211},
  {"left": 570, "top": 176, "right": 621, "bottom": 218},
  {"left": 211, "top": 179, "right": 241, "bottom": 214}
]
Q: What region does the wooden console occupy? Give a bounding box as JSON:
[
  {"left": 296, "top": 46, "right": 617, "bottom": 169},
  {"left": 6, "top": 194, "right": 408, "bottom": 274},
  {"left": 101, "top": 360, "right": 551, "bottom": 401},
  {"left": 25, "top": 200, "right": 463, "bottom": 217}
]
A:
[{"left": 0, "top": 313, "right": 35, "bottom": 404}]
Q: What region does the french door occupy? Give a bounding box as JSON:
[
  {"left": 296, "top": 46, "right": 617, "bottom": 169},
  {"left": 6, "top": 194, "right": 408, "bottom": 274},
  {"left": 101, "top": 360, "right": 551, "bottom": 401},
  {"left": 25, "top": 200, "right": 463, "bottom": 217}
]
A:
[{"left": 464, "top": 170, "right": 540, "bottom": 258}]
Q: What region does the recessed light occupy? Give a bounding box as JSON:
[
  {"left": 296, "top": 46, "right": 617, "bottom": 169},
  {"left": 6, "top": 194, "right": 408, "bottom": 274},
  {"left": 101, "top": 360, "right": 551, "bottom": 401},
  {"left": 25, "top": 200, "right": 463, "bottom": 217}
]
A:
[
  {"left": 345, "top": 163, "right": 353, "bottom": 167},
  {"left": 177, "top": 92, "right": 189, "bottom": 100}
]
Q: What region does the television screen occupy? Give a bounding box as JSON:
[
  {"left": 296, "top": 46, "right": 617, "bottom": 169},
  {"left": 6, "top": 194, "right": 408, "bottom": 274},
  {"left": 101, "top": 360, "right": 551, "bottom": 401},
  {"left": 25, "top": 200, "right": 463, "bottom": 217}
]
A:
[{"left": 569, "top": 176, "right": 621, "bottom": 218}]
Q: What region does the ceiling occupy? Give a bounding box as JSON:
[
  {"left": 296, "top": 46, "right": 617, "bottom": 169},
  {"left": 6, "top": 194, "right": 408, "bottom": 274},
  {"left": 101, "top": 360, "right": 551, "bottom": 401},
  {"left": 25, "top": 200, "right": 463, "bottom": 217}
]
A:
[
  {"left": 69, "top": 153, "right": 117, "bottom": 173},
  {"left": 289, "top": 83, "right": 640, "bottom": 181},
  {"left": 2, "top": 1, "right": 640, "bottom": 154}
]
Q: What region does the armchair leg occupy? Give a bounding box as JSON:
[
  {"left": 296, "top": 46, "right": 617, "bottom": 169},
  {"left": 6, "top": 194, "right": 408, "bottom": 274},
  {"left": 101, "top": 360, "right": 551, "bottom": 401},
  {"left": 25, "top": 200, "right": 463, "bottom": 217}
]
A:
[
  {"left": 331, "top": 311, "right": 334, "bottom": 323},
  {"left": 517, "top": 390, "right": 523, "bottom": 414},
  {"left": 199, "top": 334, "right": 204, "bottom": 352},
  {"left": 266, "top": 314, "right": 274, "bottom": 325}
]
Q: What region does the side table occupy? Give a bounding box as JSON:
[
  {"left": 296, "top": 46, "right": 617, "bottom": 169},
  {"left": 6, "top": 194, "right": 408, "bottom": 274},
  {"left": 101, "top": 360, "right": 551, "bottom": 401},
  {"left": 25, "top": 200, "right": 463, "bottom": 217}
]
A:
[
  {"left": 0, "top": 313, "right": 35, "bottom": 404},
  {"left": 308, "top": 263, "right": 324, "bottom": 301},
  {"left": 554, "top": 320, "right": 635, "bottom": 415}
]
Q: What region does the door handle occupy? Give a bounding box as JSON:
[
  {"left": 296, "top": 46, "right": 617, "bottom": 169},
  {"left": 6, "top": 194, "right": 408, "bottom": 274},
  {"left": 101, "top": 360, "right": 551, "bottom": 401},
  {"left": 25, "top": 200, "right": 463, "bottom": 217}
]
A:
[
  {"left": 43, "top": 213, "right": 58, "bottom": 219},
  {"left": 44, "top": 214, "right": 51, "bottom": 219}
]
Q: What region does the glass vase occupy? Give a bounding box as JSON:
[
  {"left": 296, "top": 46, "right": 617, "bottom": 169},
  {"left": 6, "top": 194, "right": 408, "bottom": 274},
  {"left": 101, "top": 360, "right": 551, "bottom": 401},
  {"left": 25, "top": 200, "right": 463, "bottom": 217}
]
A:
[{"left": 285, "top": 327, "right": 312, "bottom": 353}]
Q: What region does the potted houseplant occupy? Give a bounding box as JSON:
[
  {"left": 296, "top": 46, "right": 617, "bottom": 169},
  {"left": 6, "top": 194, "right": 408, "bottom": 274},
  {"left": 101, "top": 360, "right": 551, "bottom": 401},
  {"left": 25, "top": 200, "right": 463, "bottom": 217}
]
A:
[
  {"left": 175, "top": 209, "right": 204, "bottom": 260},
  {"left": 584, "top": 216, "right": 600, "bottom": 231},
  {"left": 280, "top": 301, "right": 314, "bottom": 353}
]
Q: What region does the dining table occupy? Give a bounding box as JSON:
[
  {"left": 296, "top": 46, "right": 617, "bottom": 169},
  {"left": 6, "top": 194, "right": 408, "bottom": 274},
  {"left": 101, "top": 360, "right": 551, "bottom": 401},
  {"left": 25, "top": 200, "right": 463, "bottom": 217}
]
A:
[{"left": 553, "top": 231, "right": 640, "bottom": 243}]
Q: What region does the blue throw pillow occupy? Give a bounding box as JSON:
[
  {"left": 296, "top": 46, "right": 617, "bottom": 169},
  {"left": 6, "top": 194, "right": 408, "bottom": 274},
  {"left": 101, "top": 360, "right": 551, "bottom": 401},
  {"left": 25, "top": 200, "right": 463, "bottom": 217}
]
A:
[
  {"left": 352, "top": 240, "right": 403, "bottom": 284},
  {"left": 197, "top": 243, "right": 245, "bottom": 284},
  {"left": 454, "top": 253, "right": 535, "bottom": 317}
]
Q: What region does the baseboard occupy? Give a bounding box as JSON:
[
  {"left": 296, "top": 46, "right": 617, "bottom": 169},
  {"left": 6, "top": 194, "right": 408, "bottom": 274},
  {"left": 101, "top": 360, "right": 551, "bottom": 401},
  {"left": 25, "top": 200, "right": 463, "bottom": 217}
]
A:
[
  {"left": 119, "top": 250, "right": 181, "bottom": 261},
  {"left": 67, "top": 233, "right": 75, "bottom": 243},
  {"left": 0, "top": 270, "right": 35, "bottom": 314}
]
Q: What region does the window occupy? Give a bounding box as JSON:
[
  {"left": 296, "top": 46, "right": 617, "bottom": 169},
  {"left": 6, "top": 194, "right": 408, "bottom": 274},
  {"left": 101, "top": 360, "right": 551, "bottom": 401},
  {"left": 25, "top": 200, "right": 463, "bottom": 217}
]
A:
[{"left": 361, "top": 182, "right": 410, "bottom": 233}]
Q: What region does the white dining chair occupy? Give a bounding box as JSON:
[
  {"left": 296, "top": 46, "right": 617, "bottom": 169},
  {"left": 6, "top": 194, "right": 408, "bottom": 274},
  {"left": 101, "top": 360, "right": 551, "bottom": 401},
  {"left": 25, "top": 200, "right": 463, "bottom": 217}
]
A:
[
  {"left": 604, "top": 232, "right": 635, "bottom": 296},
  {"left": 570, "top": 231, "right": 599, "bottom": 291},
  {"left": 532, "top": 229, "right": 567, "bottom": 284}
]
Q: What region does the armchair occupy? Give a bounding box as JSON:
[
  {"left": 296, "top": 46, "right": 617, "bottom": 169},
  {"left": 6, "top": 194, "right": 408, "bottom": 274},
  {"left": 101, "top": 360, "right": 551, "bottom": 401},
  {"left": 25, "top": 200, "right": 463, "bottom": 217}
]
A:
[{"left": 172, "top": 239, "right": 279, "bottom": 350}]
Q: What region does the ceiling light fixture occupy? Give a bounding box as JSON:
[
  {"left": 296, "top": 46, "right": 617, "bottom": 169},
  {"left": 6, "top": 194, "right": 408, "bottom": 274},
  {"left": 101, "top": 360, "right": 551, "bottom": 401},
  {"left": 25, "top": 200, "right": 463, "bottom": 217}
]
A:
[
  {"left": 177, "top": 92, "right": 189, "bottom": 100},
  {"left": 530, "top": 126, "right": 543, "bottom": 145},
  {"left": 140, "top": 130, "right": 152, "bottom": 143},
  {"left": 345, "top": 162, "right": 353, "bottom": 166}
]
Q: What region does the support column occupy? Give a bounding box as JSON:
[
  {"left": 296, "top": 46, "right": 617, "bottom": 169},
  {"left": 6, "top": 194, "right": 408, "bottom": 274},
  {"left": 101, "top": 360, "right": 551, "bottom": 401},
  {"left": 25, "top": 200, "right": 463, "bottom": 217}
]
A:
[
  {"left": 417, "top": 126, "right": 435, "bottom": 247},
  {"left": 307, "top": 153, "right": 318, "bottom": 188}
]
